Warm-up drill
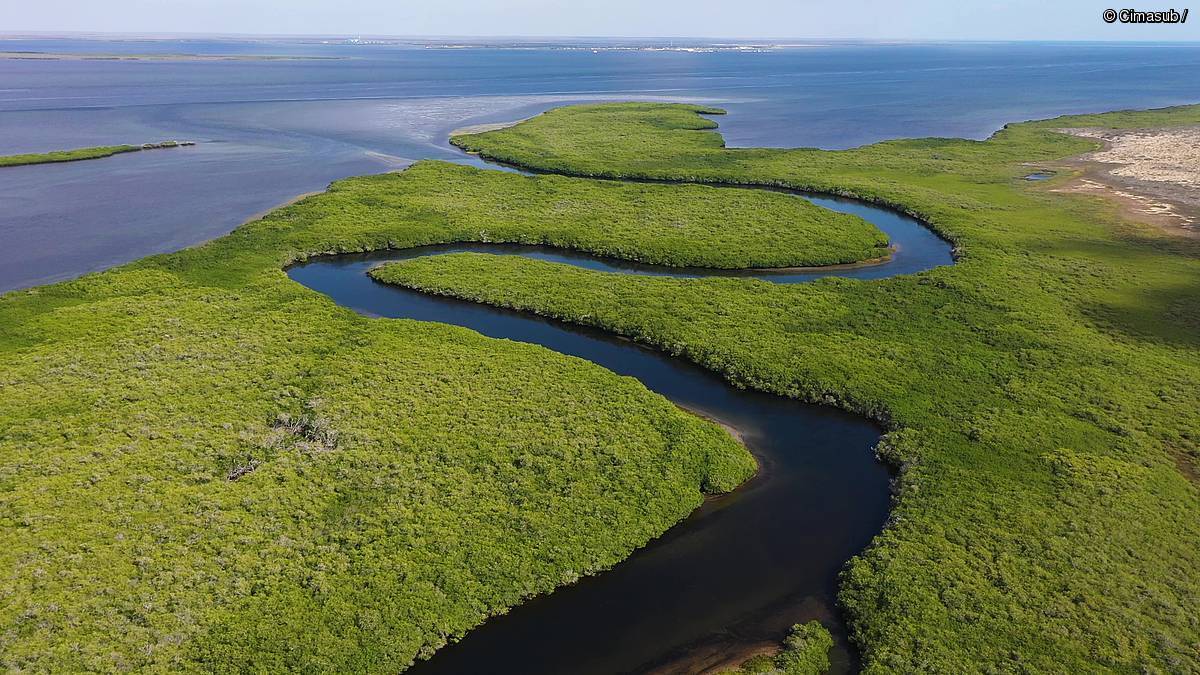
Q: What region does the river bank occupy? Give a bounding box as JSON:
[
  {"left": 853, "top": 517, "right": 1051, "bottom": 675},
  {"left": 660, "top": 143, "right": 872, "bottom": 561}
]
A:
[
  {"left": 395, "top": 102, "right": 1200, "bottom": 672},
  {"left": 292, "top": 169, "right": 948, "bottom": 670}
]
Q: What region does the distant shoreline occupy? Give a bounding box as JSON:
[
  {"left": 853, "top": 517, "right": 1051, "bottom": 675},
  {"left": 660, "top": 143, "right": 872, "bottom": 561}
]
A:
[{"left": 0, "top": 51, "right": 345, "bottom": 62}]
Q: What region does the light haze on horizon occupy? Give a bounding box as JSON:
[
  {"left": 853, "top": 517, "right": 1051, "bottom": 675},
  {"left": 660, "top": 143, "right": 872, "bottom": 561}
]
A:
[{"left": 5, "top": 0, "right": 1198, "bottom": 41}]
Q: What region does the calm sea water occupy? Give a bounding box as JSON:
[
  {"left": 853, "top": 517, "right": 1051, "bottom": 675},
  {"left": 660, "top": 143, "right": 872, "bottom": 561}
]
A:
[{"left": 2, "top": 38, "right": 1199, "bottom": 291}]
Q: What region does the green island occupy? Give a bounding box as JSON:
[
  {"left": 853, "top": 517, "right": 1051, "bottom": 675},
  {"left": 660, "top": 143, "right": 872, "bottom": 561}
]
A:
[
  {"left": 1, "top": 103, "right": 1198, "bottom": 672},
  {"left": 724, "top": 622, "right": 835, "bottom": 675},
  {"left": 0, "top": 141, "right": 193, "bottom": 168}
]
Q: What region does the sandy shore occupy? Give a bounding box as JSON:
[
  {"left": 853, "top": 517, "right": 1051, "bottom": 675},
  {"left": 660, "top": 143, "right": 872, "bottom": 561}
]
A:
[
  {"left": 244, "top": 190, "right": 323, "bottom": 224},
  {"left": 1046, "top": 126, "right": 1200, "bottom": 237},
  {"left": 449, "top": 115, "right": 537, "bottom": 138},
  {"left": 1066, "top": 126, "right": 1200, "bottom": 188}
]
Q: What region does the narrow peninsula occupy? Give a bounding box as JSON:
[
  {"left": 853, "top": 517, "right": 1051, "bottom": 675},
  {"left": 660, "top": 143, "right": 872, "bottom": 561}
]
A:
[{"left": 0, "top": 140, "right": 196, "bottom": 168}]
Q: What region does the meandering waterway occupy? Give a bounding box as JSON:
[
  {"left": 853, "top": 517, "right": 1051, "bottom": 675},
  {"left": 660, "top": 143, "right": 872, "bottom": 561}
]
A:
[{"left": 287, "top": 175, "right": 953, "bottom": 673}]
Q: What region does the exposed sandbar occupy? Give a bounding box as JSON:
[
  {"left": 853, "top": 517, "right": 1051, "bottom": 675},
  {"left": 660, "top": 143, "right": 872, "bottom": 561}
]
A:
[{"left": 1050, "top": 125, "right": 1200, "bottom": 237}]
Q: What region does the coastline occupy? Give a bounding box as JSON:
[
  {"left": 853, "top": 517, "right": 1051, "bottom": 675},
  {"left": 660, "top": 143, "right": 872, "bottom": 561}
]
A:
[
  {"left": 244, "top": 189, "right": 324, "bottom": 224},
  {"left": 449, "top": 115, "right": 540, "bottom": 138},
  {"left": 0, "top": 51, "right": 344, "bottom": 61}
]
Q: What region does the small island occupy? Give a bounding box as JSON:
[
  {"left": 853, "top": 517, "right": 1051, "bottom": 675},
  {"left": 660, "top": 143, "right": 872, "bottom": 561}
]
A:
[{"left": 0, "top": 140, "right": 196, "bottom": 168}]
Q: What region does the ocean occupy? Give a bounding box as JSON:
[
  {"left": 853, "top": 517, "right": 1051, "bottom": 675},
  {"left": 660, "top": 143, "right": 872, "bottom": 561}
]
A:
[{"left": 2, "top": 37, "right": 1199, "bottom": 291}]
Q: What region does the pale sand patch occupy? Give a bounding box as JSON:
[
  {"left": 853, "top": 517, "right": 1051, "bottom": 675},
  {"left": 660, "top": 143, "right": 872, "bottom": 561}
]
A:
[
  {"left": 1046, "top": 126, "right": 1200, "bottom": 238},
  {"left": 243, "top": 191, "right": 323, "bottom": 224},
  {"left": 1063, "top": 126, "right": 1200, "bottom": 188},
  {"left": 449, "top": 116, "right": 536, "bottom": 138},
  {"left": 363, "top": 150, "right": 415, "bottom": 170}
]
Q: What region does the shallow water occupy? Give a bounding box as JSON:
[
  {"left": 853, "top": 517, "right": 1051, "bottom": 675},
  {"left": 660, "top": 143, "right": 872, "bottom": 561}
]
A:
[
  {"left": 286, "top": 185, "right": 951, "bottom": 673},
  {"left": 3, "top": 38, "right": 1199, "bottom": 292}
]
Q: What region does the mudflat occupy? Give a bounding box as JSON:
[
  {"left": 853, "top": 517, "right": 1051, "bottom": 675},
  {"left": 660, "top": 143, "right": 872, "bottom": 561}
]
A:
[{"left": 1055, "top": 125, "right": 1200, "bottom": 236}]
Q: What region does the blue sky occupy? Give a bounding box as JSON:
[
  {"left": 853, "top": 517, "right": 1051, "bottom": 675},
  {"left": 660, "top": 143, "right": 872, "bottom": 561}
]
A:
[{"left": 6, "top": 0, "right": 1198, "bottom": 40}]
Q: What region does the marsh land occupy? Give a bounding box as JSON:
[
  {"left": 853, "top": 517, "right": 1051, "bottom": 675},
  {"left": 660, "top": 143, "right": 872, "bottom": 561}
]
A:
[{"left": 1, "top": 103, "right": 1198, "bottom": 674}]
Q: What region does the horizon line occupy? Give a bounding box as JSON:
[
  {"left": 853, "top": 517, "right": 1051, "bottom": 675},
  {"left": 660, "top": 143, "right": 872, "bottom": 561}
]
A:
[{"left": 1, "top": 30, "right": 1197, "bottom": 45}]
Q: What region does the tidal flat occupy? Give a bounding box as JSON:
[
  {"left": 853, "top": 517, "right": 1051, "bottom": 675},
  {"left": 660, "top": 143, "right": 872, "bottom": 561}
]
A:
[{"left": 1051, "top": 124, "right": 1200, "bottom": 236}]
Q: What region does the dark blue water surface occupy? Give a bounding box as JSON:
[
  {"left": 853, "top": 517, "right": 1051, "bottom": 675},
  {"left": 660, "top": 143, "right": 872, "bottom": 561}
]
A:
[{"left": 2, "top": 38, "right": 1199, "bottom": 291}]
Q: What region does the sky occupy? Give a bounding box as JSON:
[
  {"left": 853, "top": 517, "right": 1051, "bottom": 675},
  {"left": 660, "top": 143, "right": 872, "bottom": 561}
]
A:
[{"left": 4, "top": 0, "right": 1198, "bottom": 41}]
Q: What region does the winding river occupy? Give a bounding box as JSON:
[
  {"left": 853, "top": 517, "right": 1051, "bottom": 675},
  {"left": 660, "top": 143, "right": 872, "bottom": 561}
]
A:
[{"left": 287, "top": 174, "right": 953, "bottom": 673}]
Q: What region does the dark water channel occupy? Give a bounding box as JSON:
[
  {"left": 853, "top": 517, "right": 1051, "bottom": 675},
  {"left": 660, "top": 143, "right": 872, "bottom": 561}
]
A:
[{"left": 286, "top": 185, "right": 952, "bottom": 674}]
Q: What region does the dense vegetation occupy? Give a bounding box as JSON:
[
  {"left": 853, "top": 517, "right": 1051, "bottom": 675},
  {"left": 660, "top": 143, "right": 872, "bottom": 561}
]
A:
[
  {"left": 4, "top": 101, "right": 1198, "bottom": 672},
  {"left": 721, "top": 622, "right": 834, "bottom": 675},
  {"left": 332, "top": 161, "right": 886, "bottom": 268},
  {"left": 0, "top": 141, "right": 191, "bottom": 168},
  {"left": 0, "top": 160, "right": 796, "bottom": 670},
  {"left": 393, "top": 102, "right": 1199, "bottom": 672},
  {"left": 0, "top": 144, "right": 139, "bottom": 167}
]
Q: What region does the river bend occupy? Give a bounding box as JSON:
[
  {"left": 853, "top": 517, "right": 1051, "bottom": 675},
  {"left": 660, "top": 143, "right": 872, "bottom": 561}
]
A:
[{"left": 286, "top": 176, "right": 952, "bottom": 674}]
